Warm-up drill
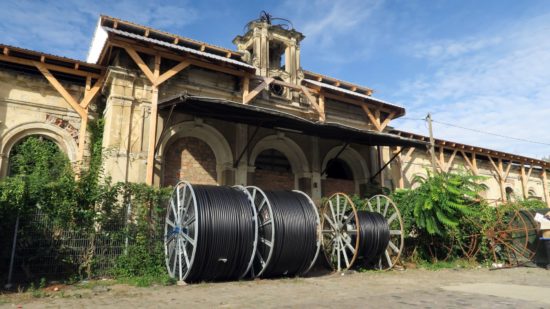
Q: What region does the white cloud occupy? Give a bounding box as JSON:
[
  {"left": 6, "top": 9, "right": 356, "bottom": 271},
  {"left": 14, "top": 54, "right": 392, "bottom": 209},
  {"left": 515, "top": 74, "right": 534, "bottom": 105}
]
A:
[
  {"left": 0, "top": 0, "right": 199, "bottom": 60},
  {"left": 393, "top": 13, "right": 550, "bottom": 159},
  {"left": 281, "top": 0, "right": 386, "bottom": 64}
]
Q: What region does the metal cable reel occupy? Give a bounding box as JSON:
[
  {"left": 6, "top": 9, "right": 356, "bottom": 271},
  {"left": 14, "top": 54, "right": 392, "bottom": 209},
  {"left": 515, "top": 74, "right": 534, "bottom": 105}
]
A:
[
  {"left": 321, "top": 193, "right": 361, "bottom": 271},
  {"left": 362, "top": 195, "right": 404, "bottom": 270},
  {"left": 164, "top": 182, "right": 258, "bottom": 282},
  {"left": 246, "top": 187, "right": 321, "bottom": 278}
]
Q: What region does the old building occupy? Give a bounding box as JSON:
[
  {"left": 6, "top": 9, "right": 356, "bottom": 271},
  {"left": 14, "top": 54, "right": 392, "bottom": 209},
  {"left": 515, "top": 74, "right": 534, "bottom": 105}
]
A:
[{"left": 0, "top": 14, "right": 548, "bottom": 205}]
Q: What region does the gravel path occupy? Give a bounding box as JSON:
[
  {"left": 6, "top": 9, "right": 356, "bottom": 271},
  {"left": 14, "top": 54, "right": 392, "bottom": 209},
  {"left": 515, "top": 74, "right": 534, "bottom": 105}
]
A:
[{"left": 2, "top": 267, "right": 550, "bottom": 308}]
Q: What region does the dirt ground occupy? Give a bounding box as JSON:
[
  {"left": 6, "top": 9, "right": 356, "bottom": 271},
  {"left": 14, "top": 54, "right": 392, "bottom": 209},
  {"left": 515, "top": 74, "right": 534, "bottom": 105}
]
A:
[{"left": 1, "top": 267, "right": 550, "bottom": 308}]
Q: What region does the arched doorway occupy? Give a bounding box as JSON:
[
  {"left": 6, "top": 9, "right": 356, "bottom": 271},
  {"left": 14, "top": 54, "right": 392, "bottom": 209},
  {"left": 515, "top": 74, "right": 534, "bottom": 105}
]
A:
[
  {"left": 163, "top": 136, "right": 218, "bottom": 186},
  {"left": 253, "top": 149, "right": 295, "bottom": 190},
  {"left": 322, "top": 158, "right": 355, "bottom": 196}
]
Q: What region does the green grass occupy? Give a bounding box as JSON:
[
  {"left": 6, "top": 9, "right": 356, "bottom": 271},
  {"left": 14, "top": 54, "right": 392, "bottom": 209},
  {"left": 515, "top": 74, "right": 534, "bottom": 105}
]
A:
[
  {"left": 115, "top": 274, "right": 175, "bottom": 287},
  {"left": 416, "top": 258, "right": 479, "bottom": 270}
]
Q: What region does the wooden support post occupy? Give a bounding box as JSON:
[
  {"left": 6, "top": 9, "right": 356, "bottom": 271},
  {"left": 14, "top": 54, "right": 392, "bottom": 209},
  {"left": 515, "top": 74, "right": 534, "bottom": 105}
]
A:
[
  {"left": 154, "top": 61, "right": 190, "bottom": 86},
  {"left": 242, "top": 76, "right": 250, "bottom": 101},
  {"left": 395, "top": 146, "right": 405, "bottom": 189},
  {"left": 362, "top": 105, "right": 382, "bottom": 131},
  {"left": 521, "top": 165, "right": 528, "bottom": 199},
  {"left": 145, "top": 55, "right": 161, "bottom": 185},
  {"left": 543, "top": 169, "right": 550, "bottom": 208},
  {"left": 379, "top": 111, "right": 396, "bottom": 131},
  {"left": 243, "top": 77, "right": 273, "bottom": 104},
  {"left": 301, "top": 86, "right": 324, "bottom": 122}
]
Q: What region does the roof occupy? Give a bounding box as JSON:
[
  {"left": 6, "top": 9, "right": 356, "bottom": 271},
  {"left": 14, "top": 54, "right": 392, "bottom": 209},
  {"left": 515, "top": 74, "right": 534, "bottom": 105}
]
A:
[
  {"left": 393, "top": 130, "right": 550, "bottom": 168},
  {"left": 103, "top": 27, "right": 256, "bottom": 70},
  {"left": 1, "top": 44, "right": 103, "bottom": 73},
  {"left": 159, "top": 94, "right": 426, "bottom": 148},
  {"left": 87, "top": 15, "right": 243, "bottom": 64},
  {"left": 303, "top": 79, "right": 405, "bottom": 112},
  {"left": 0, "top": 44, "right": 104, "bottom": 80},
  {"left": 87, "top": 16, "right": 380, "bottom": 100}
]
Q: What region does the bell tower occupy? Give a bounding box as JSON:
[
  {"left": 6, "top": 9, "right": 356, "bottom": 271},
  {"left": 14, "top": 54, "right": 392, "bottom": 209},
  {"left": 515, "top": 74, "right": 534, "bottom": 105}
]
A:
[{"left": 233, "top": 12, "right": 305, "bottom": 88}]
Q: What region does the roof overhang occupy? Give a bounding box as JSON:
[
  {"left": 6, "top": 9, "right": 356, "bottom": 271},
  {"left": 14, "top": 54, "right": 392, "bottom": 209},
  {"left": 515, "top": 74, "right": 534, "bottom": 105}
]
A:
[
  {"left": 159, "top": 95, "right": 426, "bottom": 148},
  {"left": 303, "top": 79, "right": 405, "bottom": 117}
]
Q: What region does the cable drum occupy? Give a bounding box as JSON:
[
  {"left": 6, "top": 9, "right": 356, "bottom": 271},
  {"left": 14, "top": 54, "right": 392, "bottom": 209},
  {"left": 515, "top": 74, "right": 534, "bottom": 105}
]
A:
[
  {"left": 321, "top": 193, "right": 404, "bottom": 271},
  {"left": 164, "top": 182, "right": 258, "bottom": 282},
  {"left": 354, "top": 211, "right": 390, "bottom": 265},
  {"left": 246, "top": 187, "right": 321, "bottom": 278}
]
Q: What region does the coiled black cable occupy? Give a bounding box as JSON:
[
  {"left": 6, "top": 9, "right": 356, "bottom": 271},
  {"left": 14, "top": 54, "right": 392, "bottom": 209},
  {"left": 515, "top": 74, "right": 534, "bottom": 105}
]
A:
[
  {"left": 356, "top": 211, "right": 390, "bottom": 265},
  {"left": 185, "top": 185, "right": 256, "bottom": 282},
  {"left": 261, "top": 191, "right": 319, "bottom": 277}
]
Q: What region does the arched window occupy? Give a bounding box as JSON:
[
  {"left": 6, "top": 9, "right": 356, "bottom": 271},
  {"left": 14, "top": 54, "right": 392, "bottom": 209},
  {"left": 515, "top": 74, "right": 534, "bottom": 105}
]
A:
[
  {"left": 325, "top": 158, "right": 353, "bottom": 180},
  {"left": 255, "top": 149, "right": 291, "bottom": 172},
  {"left": 253, "top": 149, "right": 294, "bottom": 190},
  {"left": 505, "top": 187, "right": 515, "bottom": 202},
  {"left": 8, "top": 135, "right": 69, "bottom": 178}
]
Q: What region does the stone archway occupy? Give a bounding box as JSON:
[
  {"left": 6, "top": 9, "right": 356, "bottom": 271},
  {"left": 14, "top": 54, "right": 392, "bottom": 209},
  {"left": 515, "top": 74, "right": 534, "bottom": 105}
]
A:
[
  {"left": 321, "top": 145, "right": 369, "bottom": 196},
  {"left": 0, "top": 122, "right": 78, "bottom": 177},
  {"left": 249, "top": 134, "right": 310, "bottom": 190},
  {"left": 157, "top": 120, "right": 234, "bottom": 186}
]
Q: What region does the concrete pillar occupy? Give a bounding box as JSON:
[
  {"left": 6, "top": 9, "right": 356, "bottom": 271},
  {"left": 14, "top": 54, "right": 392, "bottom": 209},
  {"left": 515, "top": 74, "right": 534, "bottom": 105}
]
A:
[
  {"left": 101, "top": 68, "right": 149, "bottom": 184},
  {"left": 310, "top": 137, "right": 322, "bottom": 203},
  {"left": 234, "top": 124, "right": 249, "bottom": 186}
]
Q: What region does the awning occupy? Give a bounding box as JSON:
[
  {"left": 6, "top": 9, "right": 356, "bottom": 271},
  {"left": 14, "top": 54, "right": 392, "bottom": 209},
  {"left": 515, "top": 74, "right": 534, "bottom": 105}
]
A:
[{"left": 159, "top": 95, "right": 427, "bottom": 148}]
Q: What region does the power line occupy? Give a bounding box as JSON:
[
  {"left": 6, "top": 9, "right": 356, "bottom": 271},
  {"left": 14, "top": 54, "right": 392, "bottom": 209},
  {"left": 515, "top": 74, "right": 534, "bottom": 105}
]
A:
[{"left": 396, "top": 116, "right": 550, "bottom": 147}]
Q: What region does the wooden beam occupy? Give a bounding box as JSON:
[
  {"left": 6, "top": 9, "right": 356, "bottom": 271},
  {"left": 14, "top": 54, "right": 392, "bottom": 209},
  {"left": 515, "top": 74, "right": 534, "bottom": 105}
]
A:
[
  {"left": 379, "top": 111, "right": 396, "bottom": 131},
  {"left": 0, "top": 54, "right": 102, "bottom": 78},
  {"left": 503, "top": 160, "right": 513, "bottom": 180},
  {"left": 242, "top": 75, "right": 250, "bottom": 100},
  {"left": 319, "top": 94, "right": 325, "bottom": 123},
  {"left": 243, "top": 77, "right": 274, "bottom": 104},
  {"left": 81, "top": 75, "right": 105, "bottom": 109},
  {"left": 487, "top": 156, "right": 502, "bottom": 179},
  {"left": 460, "top": 150, "right": 478, "bottom": 175},
  {"left": 111, "top": 40, "right": 248, "bottom": 77},
  {"left": 446, "top": 149, "right": 458, "bottom": 172},
  {"left": 362, "top": 105, "right": 382, "bottom": 131},
  {"left": 521, "top": 165, "right": 529, "bottom": 199},
  {"left": 124, "top": 47, "right": 156, "bottom": 83},
  {"left": 302, "top": 87, "right": 398, "bottom": 114},
  {"left": 35, "top": 63, "right": 86, "bottom": 118},
  {"left": 270, "top": 78, "right": 302, "bottom": 91},
  {"left": 155, "top": 60, "right": 190, "bottom": 86},
  {"left": 301, "top": 86, "right": 325, "bottom": 122},
  {"left": 145, "top": 55, "right": 161, "bottom": 186}
]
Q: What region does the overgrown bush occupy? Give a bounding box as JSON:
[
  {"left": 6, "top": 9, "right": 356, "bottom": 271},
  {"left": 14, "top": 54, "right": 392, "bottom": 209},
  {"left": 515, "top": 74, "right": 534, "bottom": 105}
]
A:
[
  {"left": 0, "top": 120, "right": 172, "bottom": 286},
  {"left": 391, "top": 170, "right": 487, "bottom": 262}
]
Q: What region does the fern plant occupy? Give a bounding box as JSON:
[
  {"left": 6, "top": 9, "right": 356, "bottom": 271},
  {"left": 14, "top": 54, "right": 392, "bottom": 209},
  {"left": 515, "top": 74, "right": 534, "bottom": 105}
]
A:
[{"left": 410, "top": 169, "right": 487, "bottom": 237}]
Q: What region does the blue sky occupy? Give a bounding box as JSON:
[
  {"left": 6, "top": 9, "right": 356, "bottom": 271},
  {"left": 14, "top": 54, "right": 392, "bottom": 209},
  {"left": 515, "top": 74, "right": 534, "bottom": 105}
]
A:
[{"left": 1, "top": 0, "right": 550, "bottom": 158}]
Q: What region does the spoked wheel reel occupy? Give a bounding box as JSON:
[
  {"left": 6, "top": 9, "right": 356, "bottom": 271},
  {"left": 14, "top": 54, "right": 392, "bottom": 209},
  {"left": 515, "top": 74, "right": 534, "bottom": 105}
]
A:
[
  {"left": 321, "top": 193, "right": 360, "bottom": 271},
  {"left": 484, "top": 209, "right": 537, "bottom": 267},
  {"left": 164, "top": 181, "right": 198, "bottom": 282},
  {"left": 246, "top": 186, "right": 275, "bottom": 277},
  {"left": 364, "top": 195, "right": 404, "bottom": 270}
]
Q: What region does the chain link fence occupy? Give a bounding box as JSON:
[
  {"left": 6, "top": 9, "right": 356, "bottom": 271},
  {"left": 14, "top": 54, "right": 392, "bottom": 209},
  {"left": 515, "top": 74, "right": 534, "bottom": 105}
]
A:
[{"left": 2, "top": 199, "right": 166, "bottom": 286}]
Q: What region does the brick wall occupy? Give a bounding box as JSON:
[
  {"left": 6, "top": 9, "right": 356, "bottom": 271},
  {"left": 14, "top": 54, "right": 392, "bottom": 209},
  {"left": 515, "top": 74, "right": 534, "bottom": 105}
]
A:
[
  {"left": 322, "top": 178, "right": 355, "bottom": 197},
  {"left": 163, "top": 137, "right": 217, "bottom": 186},
  {"left": 253, "top": 169, "right": 295, "bottom": 191}
]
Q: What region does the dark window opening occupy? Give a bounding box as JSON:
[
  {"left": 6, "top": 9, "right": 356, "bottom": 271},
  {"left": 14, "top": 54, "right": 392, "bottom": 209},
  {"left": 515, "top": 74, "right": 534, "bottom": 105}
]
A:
[
  {"left": 255, "top": 149, "right": 291, "bottom": 172},
  {"left": 326, "top": 159, "right": 353, "bottom": 180},
  {"left": 269, "top": 41, "right": 286, "bottom": 70}
]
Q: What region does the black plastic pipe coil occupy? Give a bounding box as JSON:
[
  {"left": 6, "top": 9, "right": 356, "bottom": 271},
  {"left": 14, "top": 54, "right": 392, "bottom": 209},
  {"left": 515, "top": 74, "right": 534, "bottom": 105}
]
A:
[
  {"left": 186, "top": 185, "right": 256, "bottom": 282},
  {"left": 356, "top": 211, "right": 390, "bottom": 265},
  {"left": 261, "top": 191, "right": 318, "bottom": 277}
]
